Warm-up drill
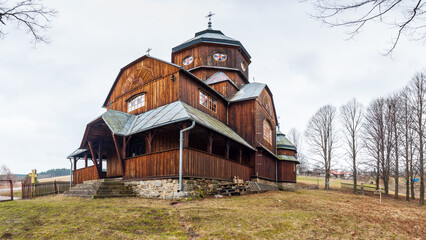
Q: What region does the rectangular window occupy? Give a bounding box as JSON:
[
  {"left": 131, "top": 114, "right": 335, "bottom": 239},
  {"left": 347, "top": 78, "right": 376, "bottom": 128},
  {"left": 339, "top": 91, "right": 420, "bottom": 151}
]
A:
[
  {"left": 128, "top": 94, "right": 145, "bottom": 112},
  {"left": 199, "top": 90, "right": 217, "bottom": 113},
  {"left": 209, "top": 97, "right": 217, "bottom": 112},
  {"left": 199, "top": 91, "right": 208, "bottom": 108}
]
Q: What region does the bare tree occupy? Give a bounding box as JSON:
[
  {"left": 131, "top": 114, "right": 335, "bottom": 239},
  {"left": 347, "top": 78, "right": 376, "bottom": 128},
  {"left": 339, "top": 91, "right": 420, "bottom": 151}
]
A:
[
  {"left": 0, "top": 164, "right": 15, "bottom": 181},
  {"left": 409, "top": 72, "right": 426, "bottom": 206},
  {"left": 340, "top": 98, "right": 363, "bottom": 194},
  {"left": 308, "top": 0, "right": 426, "bottom": 54},
  {"left": 364, "top": 98, "right": 385, "bottom": 191},
  {"left": 399, "top": 87, "right": 416, "bottom": 201},
  {"left": 287, "top": 128, "right": 307, "bottom": 173},
  {"left": 388, "top": 94, "right": 401, "bottom": 198},
  {"left": 305, "top": 105, "right": 337, "bottom": 190},
  {"left": 0, "top": 0, "right": 56, "bottom": 43}
]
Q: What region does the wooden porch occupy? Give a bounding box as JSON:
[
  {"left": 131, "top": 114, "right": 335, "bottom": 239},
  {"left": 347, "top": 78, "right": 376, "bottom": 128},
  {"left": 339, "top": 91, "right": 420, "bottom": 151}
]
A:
[{"left": 73, "top": 147, "right": 252, "bottom": 185}]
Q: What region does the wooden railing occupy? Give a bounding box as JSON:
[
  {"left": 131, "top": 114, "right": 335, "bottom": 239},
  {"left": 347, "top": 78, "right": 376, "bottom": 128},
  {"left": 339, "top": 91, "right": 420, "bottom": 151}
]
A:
[
  {"left": 123, "top": 148, "right": 252, "bottom": 181},
  {"left": 73, "top": 166, "right": 98, "bottom": 185},
  {"left": 124, "top": 149, "right": 180, "bottom": 179},
  {"left": 184, "top": 148, "right": 252, "bottom": 180}
]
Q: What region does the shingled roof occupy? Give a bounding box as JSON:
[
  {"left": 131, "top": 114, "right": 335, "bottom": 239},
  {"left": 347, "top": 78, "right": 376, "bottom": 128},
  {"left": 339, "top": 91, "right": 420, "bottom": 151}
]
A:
[
  {"left": 172, "top": 28, "right": 251, "bottom": 59},
  {"left": 205, "top": 72, "right": 239, "bottom": 89},
  {"left": 229, "top": 82, "right": 266, "bottom": 102},
  {"left": 101, "top": 101, "right": 256, "bottom": 150}
]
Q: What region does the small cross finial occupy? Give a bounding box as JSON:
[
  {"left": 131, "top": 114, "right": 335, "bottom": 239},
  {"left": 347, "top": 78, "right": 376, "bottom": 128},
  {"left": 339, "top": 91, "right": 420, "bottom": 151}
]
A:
[
  {"left": 205, "top": 11, "right": 215, "bottom": 29},
  {"left": 146, "top": 48, "right": 152, "bottom": 56}
]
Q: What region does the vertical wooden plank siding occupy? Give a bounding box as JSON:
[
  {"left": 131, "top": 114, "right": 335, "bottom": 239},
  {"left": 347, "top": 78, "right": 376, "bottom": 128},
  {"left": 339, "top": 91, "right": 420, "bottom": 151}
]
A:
[
  {"left": 124, "top": 149, "right": 180, "bottom": 179},
  {"left": 172, "top": 45, "right": 250, "bottom": 82},
  {"left": 122, "top": 148, "right": 251, "bottom": 181},
  {"left": 73, "top": 166, "right": 98, "bottom": 185},
  {"left": 278, "top": 161, "right": 296, "bottom": 183},
  {"left": 184, "top": 148, "right": 251, "bottom": 180}
]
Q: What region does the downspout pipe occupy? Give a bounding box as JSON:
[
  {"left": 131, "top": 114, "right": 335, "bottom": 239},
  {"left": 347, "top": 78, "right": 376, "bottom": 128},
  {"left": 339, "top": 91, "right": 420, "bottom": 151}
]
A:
[
  {"left": 68, "top": 158, "right": 73, "bottom": 188},
  {"left": 179, "top": 121, "right": 196, "bottom": 192}
]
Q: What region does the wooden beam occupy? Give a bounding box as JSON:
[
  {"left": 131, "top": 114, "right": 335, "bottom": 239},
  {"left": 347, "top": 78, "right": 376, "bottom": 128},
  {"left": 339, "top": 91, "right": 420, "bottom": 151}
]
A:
[
  {"left": 112, "top": 133, "right": 124, "bottom": 175},
  {"left": 225, "top": 140, "right": 231, "bottom": 159},
  {"left": 84, "top": 152, "right": 88, "bottom": 168},
  {"left": 98, "top": 142, "right": 102, "bottom": 173},
  {"left": 182, "top": 122, "right": 190, "bottom": 147},
  {"left": 88, "top": 141, "right": 100, "bottom": 178},
  {"left": 239, "top": 147, "right": 243, "bottom": 164},
  {"left": 208, "top": 132, "right": 214, "bottom": 154},
  {"left": 145, "top": 131, "right": 154, "bottom": 154}
]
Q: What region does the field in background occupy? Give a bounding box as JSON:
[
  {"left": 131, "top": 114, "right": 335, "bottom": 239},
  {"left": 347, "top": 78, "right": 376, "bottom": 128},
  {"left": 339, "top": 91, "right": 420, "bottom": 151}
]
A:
[
  {"left": 297, "top": 175, "right": 421, "bottom": 198},
  {"left": 0, "top": 189, "right": 424, "bottom": 239},
  {"left": 38, "top": 175, "right": 70, "bottom": 183}
]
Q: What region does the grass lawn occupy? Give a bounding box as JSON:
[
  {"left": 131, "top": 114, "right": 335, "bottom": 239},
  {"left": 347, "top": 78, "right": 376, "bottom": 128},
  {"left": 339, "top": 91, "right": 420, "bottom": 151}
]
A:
[{"left": 0, "top": 190, "right": 424, "bottom": 239}]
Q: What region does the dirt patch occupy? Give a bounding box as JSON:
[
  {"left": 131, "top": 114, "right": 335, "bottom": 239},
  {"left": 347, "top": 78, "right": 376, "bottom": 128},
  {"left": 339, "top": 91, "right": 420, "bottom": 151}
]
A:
[{"left": 0, "top": 232, "right": 12, "bottom": 239}]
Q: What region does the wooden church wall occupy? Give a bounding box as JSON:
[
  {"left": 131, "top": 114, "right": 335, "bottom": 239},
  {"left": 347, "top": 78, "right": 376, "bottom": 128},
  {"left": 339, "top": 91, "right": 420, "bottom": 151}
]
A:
[
  {"left": 172, "top": 44, "right": 249, "bottom": 80},
  {"left": 255, "top": 89, "right": 277, "bottom": 153},
  {"left": 278, "top": 161, "right": 296, "bottom": 182},
  {"left": 254, "top": 151, "right": 276, "bottom": 181},
  {"left": 179, "top": 73, "right": 227, "bottom": 123},
  {"left": 228, "top": 100, "right": 256, "bottom": 146},
  {"left": 209, "top": 81, "right": 239, "bottom": 99},
  {"left": 106, "top": 58, "right": 180, "bottom": 114},
  {"left": 190, "top": 68, "right": 247, "bottom": 87},
  {"left": 106, "top": 149, "right": 123, "bottom": 177},
  {"left": 277, "top": 149, "right": 296, "bottom": 157}
]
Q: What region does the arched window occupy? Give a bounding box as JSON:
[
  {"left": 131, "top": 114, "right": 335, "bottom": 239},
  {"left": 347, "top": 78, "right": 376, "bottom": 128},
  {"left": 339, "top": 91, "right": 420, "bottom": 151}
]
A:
[
  {"left": 263, "top": 119, "right": 272, "bottom": 145},
  {"left": 128, "top": 94, "right": 145, "bottom": 112}
]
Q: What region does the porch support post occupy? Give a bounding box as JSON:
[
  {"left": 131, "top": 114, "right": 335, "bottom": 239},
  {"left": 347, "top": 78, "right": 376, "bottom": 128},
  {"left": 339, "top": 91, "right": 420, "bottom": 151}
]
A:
[
  {"left": 112, "top": 133, "right": 125, "bottom": 176},
  {"left": 98, "top": 143, "right": 102, "bottom": 172},
  {"left": 239, "top": 147, "right": 243, "bottom": 164},
  {"left": 225, "top": 140, "right": 230, "bottom": 159},
  {"left": 208, "top": 132, "right": 214, "bottom": 154},
  {"left": 73, "top": 157, "right": 77, "bottom": 171},
  {"left": 145, "top": 131, "right": 154, "bottom": 154},
  {"left": 84, "top": 152, "right": 88, "bottom": 168},
  {"left": 88, "top": 141, "right": 100, "bottom": 178}
]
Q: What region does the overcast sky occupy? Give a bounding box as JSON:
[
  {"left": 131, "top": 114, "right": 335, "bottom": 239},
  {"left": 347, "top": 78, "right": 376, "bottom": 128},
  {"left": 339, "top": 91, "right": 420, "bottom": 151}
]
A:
[{"left": 1, "top": 0, "right": 425, "bottom": 174}]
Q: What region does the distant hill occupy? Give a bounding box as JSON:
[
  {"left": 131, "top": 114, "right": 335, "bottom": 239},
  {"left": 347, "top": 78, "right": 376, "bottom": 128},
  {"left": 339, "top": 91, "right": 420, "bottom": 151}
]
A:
[{"left": 37, "top": 168, "right": 70, "bottom": 179}]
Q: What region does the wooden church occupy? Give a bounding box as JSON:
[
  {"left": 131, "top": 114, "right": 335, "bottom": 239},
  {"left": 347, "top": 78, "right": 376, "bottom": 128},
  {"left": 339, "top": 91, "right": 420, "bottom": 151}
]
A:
[{"left": 67, "top": 17, "right": 298, "bottom": 195}]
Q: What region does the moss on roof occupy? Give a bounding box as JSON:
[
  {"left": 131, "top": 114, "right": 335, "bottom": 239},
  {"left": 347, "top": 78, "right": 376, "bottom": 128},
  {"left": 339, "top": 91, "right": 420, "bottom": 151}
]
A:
[{"left": 276, "top": 131, "right": 297, "bottom": 151}]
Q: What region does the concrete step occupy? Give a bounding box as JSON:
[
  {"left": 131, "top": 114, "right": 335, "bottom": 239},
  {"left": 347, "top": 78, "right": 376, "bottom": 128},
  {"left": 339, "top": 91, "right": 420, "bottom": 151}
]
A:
[{"left": 64, "top": 180, "right": 135, "bottom": 198}]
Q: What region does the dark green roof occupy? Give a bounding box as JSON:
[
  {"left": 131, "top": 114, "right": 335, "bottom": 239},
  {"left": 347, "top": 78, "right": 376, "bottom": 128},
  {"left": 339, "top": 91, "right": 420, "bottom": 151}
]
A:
[
  {"left": 276, "top": 131, "right": 297, "bottom": 151},
  {"left": 172, "top": 29, "right": 251, "bottom": 59}
]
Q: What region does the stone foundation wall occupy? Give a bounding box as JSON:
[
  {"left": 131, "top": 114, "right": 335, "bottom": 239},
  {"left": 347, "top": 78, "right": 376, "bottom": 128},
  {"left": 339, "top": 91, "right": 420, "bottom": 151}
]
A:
[
  {"left": 124, "top": 178, "right": 232, "bottom": 200},
  {"left": 252, "top": 178, "right": 296, "bottom": 191}
]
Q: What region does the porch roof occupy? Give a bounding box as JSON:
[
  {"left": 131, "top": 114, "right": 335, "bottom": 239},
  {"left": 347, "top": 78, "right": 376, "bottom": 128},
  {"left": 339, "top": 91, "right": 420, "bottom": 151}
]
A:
[
  {"left": 101, "top": 101, "right": 256, "bottom": 150},
  {"left": 67, "top": 148, "right": 88, "bottom": 159}
]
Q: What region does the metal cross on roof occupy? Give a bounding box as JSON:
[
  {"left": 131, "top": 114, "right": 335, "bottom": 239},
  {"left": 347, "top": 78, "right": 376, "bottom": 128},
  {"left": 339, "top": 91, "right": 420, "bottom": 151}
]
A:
[
  {"left": 206, "top": 11, "right": 215, "bottom": 29},
  {"left": 146, "top": 48, "right": 152, "bottom": 56}
]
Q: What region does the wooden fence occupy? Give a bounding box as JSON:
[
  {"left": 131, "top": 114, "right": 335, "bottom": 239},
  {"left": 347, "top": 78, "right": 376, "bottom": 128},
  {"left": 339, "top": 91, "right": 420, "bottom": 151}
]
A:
[
  {"left": 0, "top": 180, "right": 13, "bottom": 201},
  {"left": 21, "top": 180, "right": 70, "bottom": 199},
  {"left": 341, "top": 182, "right": 378, "bottom": 193}
]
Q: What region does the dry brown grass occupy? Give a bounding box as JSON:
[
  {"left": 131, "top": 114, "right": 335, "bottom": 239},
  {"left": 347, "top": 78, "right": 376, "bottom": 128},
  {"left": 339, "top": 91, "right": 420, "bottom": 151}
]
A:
[{"left": 0, "top": 189, "right": 424, "bottom": 239}]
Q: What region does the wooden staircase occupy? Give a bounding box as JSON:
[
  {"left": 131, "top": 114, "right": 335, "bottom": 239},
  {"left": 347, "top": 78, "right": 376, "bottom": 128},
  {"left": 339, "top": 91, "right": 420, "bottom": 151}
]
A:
[
  {"left": 215, "top": 182, "right": 249, "bottom": 196},
  {"left": 64, "top": 179, "right": 136, "bottom": 199}
]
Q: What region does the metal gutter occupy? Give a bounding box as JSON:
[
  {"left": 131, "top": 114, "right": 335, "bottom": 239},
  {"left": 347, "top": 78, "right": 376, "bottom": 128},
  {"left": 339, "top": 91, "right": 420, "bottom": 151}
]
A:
[{"left": 179, "top": 121, "right": 196, "bottom": 191}]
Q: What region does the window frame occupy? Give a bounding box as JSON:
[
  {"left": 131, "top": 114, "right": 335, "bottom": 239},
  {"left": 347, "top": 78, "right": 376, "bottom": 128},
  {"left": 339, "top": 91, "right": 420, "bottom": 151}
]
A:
[
  {"left": 127, "top": 93, "right": 146, "bottom": 112},
  {"left": 199, "top": 90, "right": 217, "bottom": 113},
  {"left": 263, "top": 119, "right": 273, "bottom": 145}
]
